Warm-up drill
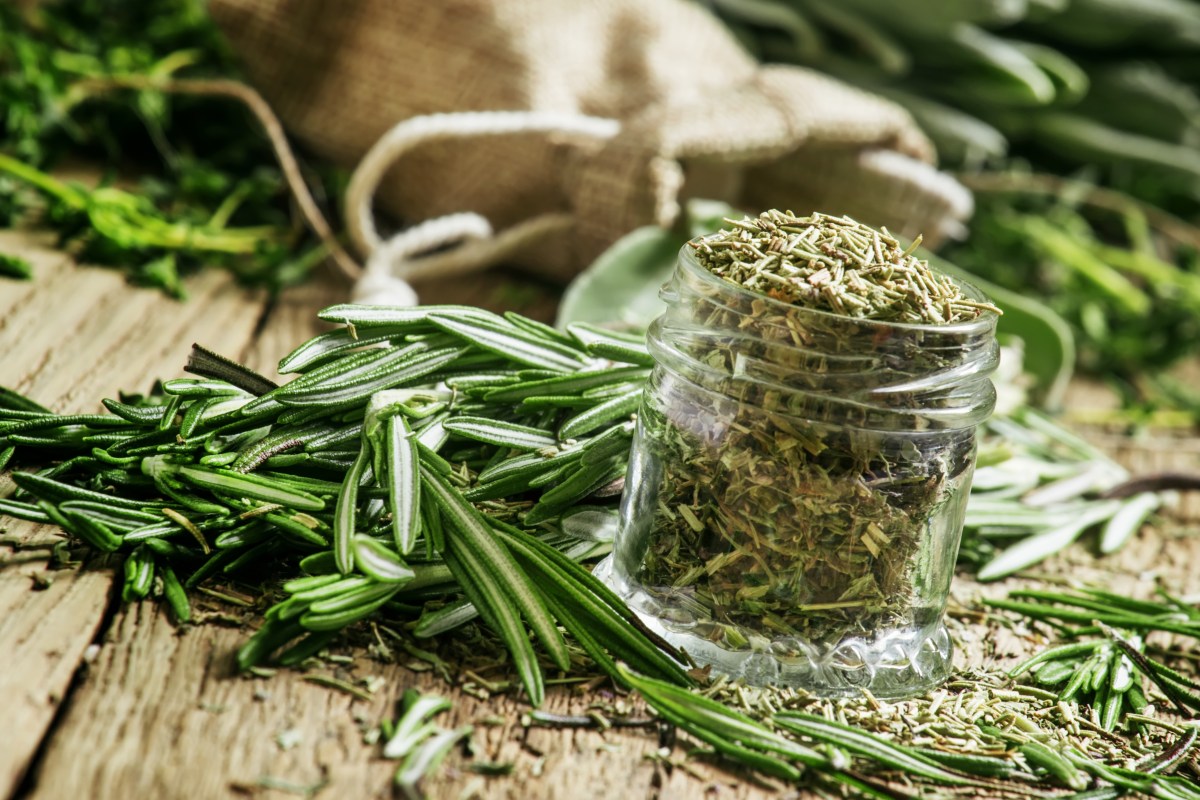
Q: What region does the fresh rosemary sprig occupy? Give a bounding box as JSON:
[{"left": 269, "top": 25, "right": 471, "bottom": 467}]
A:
[
  {"left": 993, "top": 586, "right": 1200, "bottom": 730},
  {"left": 0, "top": 304, "right": 1167, "bottom": 702},
  {"left": 0, "top": 304, "right": 691, "bottom": 707},
  {"left": 623, "top": 661, "right": 1200, "bottom": 797},
  {"left": 965, "top": 407, "right": 1163, "bottom": 581},
  {"left": 377, "top": 687, "right": 475, "bottom": 799},
  {"left": 1010, "top": 633, "right": 1149, "bottom": 732},
  {"left": 985, "top": 587, "right": 1200, "bottom": 639}
]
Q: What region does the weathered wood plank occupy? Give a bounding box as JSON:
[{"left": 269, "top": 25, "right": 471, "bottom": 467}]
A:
[
  {"left": 0, "top": 548, "right": 114, "bottom": 798},
  {"left": 21, "top": 598, "right": 765, "bottom": 800},
  {"left": 0, "top": 229, "right": 273, "bottom": 797},
  {"left": 24, "top": 602, "right": 391, "bottom": 800}
]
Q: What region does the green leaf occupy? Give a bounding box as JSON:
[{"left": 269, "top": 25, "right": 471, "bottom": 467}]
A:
[
  {"left": 566, "top": 323, "right": 653, "bottom": 367},
  {"left": 442, "top": 417, "right": 558, "bottom": 450},
  {"left": 15, "top": 470, "right": 163, "bottom": 510},
  {"left": 300, "top": 582, "right": 401, "bottom": 631},
  {"left": 394, "top": 725, "right": 473, "bottom": 797},
  {"left": 976, "top": 500, "right": 1120, "bottom": 580},
  {"left": 1009, "top": 640, "right": 1103, "bottom": 677},
  {"left": 0, "top": 253, "right": 33, "bottom": 279},
  {"left": 0, "top": 497, "right": 52, "bottom": 523},
  {"left": 334, "top": 447, "right": 372, "bottom": 574},
  {"left": 318, "top": 304, "right": 493, "bottom": 327},
  {"left": 383, "top": 690, "right": 452, "bottom": 759},
  {"left": 482, "top": 367, "right": 650, "bottom": 403},
  {"left": 524, "top": 458, "right": 625, "bottom": 524},
  {"left": 1021, "top": 740, "right": 1089, "bottom": 790},
  {"left": 413, "top": 598, "right": 479, "bottom": 638},
  {"left": 437, "top": 543, "right": 544, "bottom": 706},
  {"left": 617, "top": 663, "right": 825, "bottom": 767},
  {"left": 167, "top": 463, "right": 323, "bottom": 511},
  {"left": 277, "top": 325, "right": 411, "bottom": 373},
  {"left": 422, "top": 466, "right": 570, "bottom": 694},
  {"left": 773, "top": 712, "right": 977, "bottom": 785},
  {"left": 386, "top": 415, "right": 422, "bottom": 555},
  {"left": 496, "top": 525, "right": 690, "bottom": 686},
  {"left": 353, "top": 535, "right": 416, "bottom": 584},
  {"left": 557, "top": 387, "right": 642, "bottom": 439},
  {"left": 556, "top": 226, "right": 683, "bottom": 329},
  {"left": 276, "top": 345, "right": 468, "bottom": 407},
  {"left": 1099, "top": 492, "right": 1160, "bottom": 554},
  {"left": 427, "top": 313, "right": 585, "bottom": 372}
]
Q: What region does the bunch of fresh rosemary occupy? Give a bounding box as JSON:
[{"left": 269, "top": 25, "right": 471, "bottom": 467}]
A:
[
  {"left": 964, "top": 405, "right": 1162, "bottom": 581},
  {"left": 0, "top": 304, "right": 688, "bottom": 705}
]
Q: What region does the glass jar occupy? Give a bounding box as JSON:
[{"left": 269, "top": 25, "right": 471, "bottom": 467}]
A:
[{"left": 596, "top": 242, "right": 999, "bottom": 699}]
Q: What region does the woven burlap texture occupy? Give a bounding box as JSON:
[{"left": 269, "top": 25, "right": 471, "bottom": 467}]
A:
[{"left": 210, "top": 0, "right": 969, "bottom": 280}]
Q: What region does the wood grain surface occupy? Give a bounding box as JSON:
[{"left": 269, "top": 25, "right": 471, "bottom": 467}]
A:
[{"left": 2, "top": 226, "right": 1199, "bottom": 800}]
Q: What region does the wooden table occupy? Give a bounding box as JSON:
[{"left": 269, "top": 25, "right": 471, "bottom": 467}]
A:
[{"left": 3, "top": 228, "right": 1200, "bottom": 800}]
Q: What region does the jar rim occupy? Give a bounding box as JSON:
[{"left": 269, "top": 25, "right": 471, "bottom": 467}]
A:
[
  {"left": 648, "top": 318, "right": 998, "bottom": 432},
  {"left": 678, "top": 240, "right": 1000, "bottom": 336}
]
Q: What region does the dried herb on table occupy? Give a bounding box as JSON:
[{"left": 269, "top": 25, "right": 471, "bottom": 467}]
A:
[{"left": 631, "top": 211, "right": 999, "bottom": 649}]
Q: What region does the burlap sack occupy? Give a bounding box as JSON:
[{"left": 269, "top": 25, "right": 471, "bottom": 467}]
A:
[{"left": 209, "top": 0, "right": 970, "bottom": 295}]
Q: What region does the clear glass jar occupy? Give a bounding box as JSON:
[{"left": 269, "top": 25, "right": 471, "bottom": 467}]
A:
[{"left": 596, "top": 243, "right": 1000, "bottom": 699}]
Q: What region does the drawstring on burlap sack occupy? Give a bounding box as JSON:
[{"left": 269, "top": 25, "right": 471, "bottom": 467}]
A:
[
  {"left": 343, "top": 114, "right": 974, "bottom": 306},
  {"left": 345, "top": 111, "right": 620, "bottom": 306},
  {"left": 209, "top": 0, "right": 977, "bottom": 305}
]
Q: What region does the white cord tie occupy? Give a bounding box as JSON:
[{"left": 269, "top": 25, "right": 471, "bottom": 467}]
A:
[{"left": 345, "top": 110, "right": 620, "bottom": 306}]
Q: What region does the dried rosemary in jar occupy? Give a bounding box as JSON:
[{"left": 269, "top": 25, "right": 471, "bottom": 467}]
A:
[{"left": 598, "top": 211, "right": 1001, "bottom": 698}]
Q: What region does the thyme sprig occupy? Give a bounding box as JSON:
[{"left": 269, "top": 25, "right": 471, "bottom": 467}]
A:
[{"left": 0, "top": 1, "right": 349, "bottom": 294}]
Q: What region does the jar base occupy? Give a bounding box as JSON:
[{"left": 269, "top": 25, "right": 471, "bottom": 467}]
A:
[{"left": 594, "top": 555, "right": 953, "bottom": 700}]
